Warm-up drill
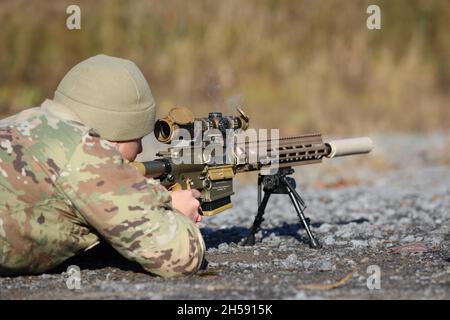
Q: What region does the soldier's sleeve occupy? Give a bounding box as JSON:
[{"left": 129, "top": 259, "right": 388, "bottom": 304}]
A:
[{"left": 57, "top": 132, "right": 205, "bottom": 277}]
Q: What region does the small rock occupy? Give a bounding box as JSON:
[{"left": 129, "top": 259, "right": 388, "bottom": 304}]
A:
[
  {"left": 285, "top": 254, "right": 298, "bottom": 264},
  {"left": 134, "top": 284, "right": 146, "bottom": 290},
  {"left": 317, "top": 259, "right": 334, "bottom": 271},
  {"left": 302, "top": 260, "right": 313, "bottom": 270},
  {"left": 295, "top": 291, "right": 307, "bottom": 299},
  {"left": 323, "top": 235, "right": 335, "bottom": 245},
  {"left": 218, "top": 243, "right": 229, "bottom": 251},
  {"left": 401, "top": 235, "right": 415, "bottom": 243},
  {"left": 317, "top": 223, "right": 333, "bottom": 233},
  {"left": 351, "top": 240, "right": 369, "bottom": 247},
  {"left": 373, "top": 230, "right": 383, "bottom": 238},
  {"left": 429, "top": 236, "right": 443, "bottom": 246},
  {"left": 346, "top": 260, "right": 356, "bottom": 266},
  {"left": 339, "top": 231, "right": 352, "bottom": 239},
  {"left": 280, "top": 254, "right": 298, "bottom": 269}
]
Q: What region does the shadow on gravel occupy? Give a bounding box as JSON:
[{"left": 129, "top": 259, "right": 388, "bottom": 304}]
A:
[
  {"left": 48, "top": 242, "right": 145, "bottom": 274},
  {"left": 202, "top": 222, "right": 312, "bottom": 248},
  {"left": 43, "top": 218, "right": 372, "bottom": 274},
  {"left": 203, "top": 218, "right": 370, "bottom": 249},
  {"left": 335, "top": 218, "right": 370, "bottom": 225}
]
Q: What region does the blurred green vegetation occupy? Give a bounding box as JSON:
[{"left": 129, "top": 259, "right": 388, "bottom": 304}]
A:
[{"left": 0, "top": 0, "right": 449, "bottom": 135}]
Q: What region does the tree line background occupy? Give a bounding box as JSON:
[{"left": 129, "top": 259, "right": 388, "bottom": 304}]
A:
[{"left": 0, "top": 0, "right": 449, "bottom": 135}]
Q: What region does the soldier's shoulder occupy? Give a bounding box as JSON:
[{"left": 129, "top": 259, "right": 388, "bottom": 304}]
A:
[
  {"left": 1, "top": 106, "right": 116, "bottom": 162},
  {"left": 1, "top": 107, "right": 89, "bottom": 134},
  {"left": 1, "top": 107, "right": 94, "bottom": 159}
]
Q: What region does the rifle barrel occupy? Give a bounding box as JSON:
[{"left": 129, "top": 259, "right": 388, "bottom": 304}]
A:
[{"left": 132, "top": 135, "right": 374, "bottom": 176}]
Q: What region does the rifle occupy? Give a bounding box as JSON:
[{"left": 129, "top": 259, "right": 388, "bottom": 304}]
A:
[{"left": 132, "top": 106, "right": 373, "bottom": 248}]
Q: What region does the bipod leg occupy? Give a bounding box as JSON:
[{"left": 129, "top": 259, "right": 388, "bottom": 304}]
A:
[
  {"left": 243, "top": 191, "right": 271, "bottom": 246},
  {"left": 280, "top": 176, "right": 321, "bottom": 249}
]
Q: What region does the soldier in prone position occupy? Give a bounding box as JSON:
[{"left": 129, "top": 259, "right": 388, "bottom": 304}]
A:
[{"left": 0, "top": 55, "right": 205, "bottom": 277}]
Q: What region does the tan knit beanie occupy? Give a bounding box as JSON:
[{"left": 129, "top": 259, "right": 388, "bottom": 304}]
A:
[{"left": 53, "top": 54, "right": 156, "bottom": 141}]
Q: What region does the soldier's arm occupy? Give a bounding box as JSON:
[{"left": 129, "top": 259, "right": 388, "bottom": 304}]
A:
[{"left": 57, "top": 132, "right": 205, "bottom": 277}]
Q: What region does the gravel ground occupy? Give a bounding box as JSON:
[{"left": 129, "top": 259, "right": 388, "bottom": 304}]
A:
[{"left": 1, "top": 132, "right": 449, "bottom": 300}]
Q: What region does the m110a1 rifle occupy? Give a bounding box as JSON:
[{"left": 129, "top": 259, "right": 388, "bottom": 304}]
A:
[{"left": 132, "top": 106, "right": 374, "bottom": 248}]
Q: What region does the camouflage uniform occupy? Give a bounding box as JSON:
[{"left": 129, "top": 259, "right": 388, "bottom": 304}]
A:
[{"left": 0, "top": 100, "right": 205, "bottom": 277}]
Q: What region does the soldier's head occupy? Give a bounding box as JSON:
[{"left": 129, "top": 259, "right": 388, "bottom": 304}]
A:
[{"left": 52, "top": 54, "right": 155, "bottom": 161}]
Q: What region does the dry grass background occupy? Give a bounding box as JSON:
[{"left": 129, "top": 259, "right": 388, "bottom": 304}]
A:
[{"left": 0, "top": 0, "right": 449, "bottom": 135}]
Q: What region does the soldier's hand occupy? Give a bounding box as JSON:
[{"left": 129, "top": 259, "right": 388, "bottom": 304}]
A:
[{"left": 171, "top": 190, "right": 202, "bottom": 224}]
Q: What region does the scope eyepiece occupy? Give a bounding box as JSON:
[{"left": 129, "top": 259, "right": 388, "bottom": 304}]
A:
[{"left": 154, "top": 106, "right": 250, "bottom": 144}]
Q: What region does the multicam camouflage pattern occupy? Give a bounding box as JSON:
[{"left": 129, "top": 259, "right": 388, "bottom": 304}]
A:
[{"left": 0, "top": 101, "right": 205, "bottom": 277}]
